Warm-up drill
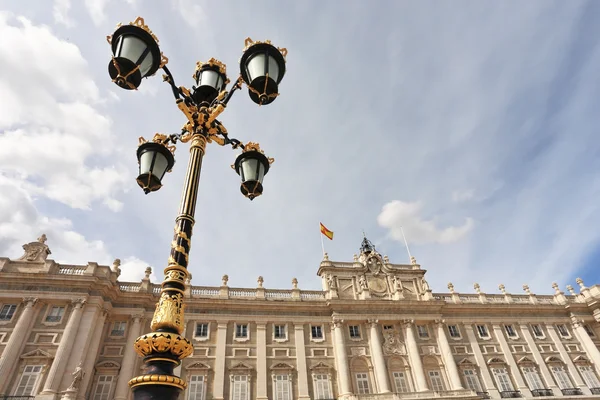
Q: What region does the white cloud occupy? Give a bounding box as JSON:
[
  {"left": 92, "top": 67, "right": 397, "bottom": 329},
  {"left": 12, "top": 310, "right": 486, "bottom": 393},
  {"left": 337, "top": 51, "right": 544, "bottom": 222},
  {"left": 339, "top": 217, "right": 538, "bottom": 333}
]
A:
[
  {"left": 378, "top": 200, "right": 474, "bottom": 245},
  {"left": 452, "top": 189, "right": 475, "bottom": 203},
  {"left": 119, "top": 256, "right": 160, "bottom": 283},
  {"left": 53, "top": 0, "right": 75, "bottom": 28},
  {"left": 171, "top": 0, "right": 207, "bottom": 27},
  {"left": 84, "top": 0, "right": 111, "bottom": 26}
]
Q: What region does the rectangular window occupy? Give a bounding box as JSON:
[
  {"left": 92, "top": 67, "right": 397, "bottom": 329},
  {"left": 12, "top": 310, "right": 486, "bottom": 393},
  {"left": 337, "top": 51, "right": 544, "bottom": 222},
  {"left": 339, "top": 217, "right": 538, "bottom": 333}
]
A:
[
  {"left": 522, "top": 367, "right": 545, "bottom": 390},
  {"left": 463, "top": 369, "right": 482, "bottom": 392},
  {"left": 311, "top": 325, "right": 323, "bottom": 339},
  {"left": 46, "top": 306, "right": 65, "bottom": 322},
  {"left": 504, "top": 325, "right": 517, "bottom": 338},
  {"left": 492, "top": 368, "right": 514, "bottom": 392},
  {"left": 584, "top": 325, "right": 596, "bottom": 337},
  {"left": 110, "top": 321, "right": 126, "bottom": 336},
  {"left": 384, "top": 325, "right": 394, "bottom": 330},
  {"left": 417, "top": 325, "right": 429, "bottom": 338},
  {"left": 195, "top": 323, "right": 209, "bottom": 338},
  {"left": 428, "top": 370, "right": 445, "bottom": 391},
  {"left": 93, "top": 375, "right": 114, "bottom": 400},
  {"left": 448, "top": 325, "right": 461, "bottom": 338},
  {"left": 393, "top": 371, "right": 409, "bottom": 393},
  {"left": 556, "top": 324, "right": 570, "bottom": 338},
  {"left": 579, "top": 366, "right": 600, "bottom": 388},
  {"left": 349, "top": 325, "right": 361, "bottom": 339},
  {"left": 274, "top": 324, "right": 287, "bottom": 339},
  {"left": 274, "top": 375, "right": 291, "bottom": 400},
  {"left": 476, "top": 325, "right": 490, "bottom": 338},
  {"left": 188, "top": 375, "right": 205, "bottom": 400},
  {"left": 356, "top": 372, "right": 370, "bottom": 394},
  {"left": 14, "top": 365, "right": 42, "bottom": 396},
  {"left": 551, "top": 366, "right": 573, "bottom": 389},
  {"left": 314, "top": 374, "right": 332, "bottom": 399},
  {"left": 235, "top": 324, "right": 248, "bottom": 339},
  {"left": 531, "top": 324, "right": 544, "bottom": 338},
  {"left": 232, "top": 375, "right": 249, "bottom": 400},
  {"left": 0, "top": 304, "right": 17, "bottom": 321}
]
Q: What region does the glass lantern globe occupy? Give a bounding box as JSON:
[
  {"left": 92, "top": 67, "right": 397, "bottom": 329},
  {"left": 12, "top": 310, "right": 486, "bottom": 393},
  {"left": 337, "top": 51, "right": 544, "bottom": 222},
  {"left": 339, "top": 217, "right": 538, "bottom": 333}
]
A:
[
  {"left": 234, "top": 149, "right": 271, "bottom": 200},
  {"left": 192, "top": 59, "right": 229, "bottom": 105},
  {"left": 108, "top": 21, "right": 161, "bottom": 90},
  {"left": 136, "top": 141, "right": 175, "bottom": 194},
  {"left": 240, "top": 41, "right": 287, "bottom": 105}
]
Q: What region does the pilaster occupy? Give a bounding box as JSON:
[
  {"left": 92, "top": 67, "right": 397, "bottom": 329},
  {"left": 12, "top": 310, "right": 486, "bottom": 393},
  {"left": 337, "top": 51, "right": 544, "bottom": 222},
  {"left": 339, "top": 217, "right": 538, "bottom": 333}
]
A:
[
  {"left": 213, "top": 322, "right": 228, "bottom": 400},
  {"left": 403, "top": 320, "right": 428, "bottom": 391},
  {"left": 435, "top": 320, "right": 463, "bottom": 390},
  {"left": 113, "top": 313, "right": 144, "bottom": 400},
  {"left": 546, "top": 324, "right": 591, "bottom": 395},
  {"left": 256, "top": 322, "right": 268, "bottom": 400},
  {"left": 464, "top": 324, "right": 500, "bottom": 399},
  {"left": 519, "top": 323, "right": 561, "bottom": 396},
  {"left": 76, "top": 309, "right": 108, "bottom": 400},
  {"left": 367, "top": 320, "right": 391, "bottom": 393},
  {"left": 294, "top": 324, "right": 311, "bottom": 400},
  {"left": 332, "top": 319, "right": 352, "bottom": 396},
  {"left": 491, "top": 324, "right": 531, "bottom": 397}
]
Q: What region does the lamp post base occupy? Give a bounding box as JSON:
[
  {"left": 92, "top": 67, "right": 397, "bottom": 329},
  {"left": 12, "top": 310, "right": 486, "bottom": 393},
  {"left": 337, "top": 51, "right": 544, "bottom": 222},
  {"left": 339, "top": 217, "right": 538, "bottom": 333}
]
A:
[{"left": 129, "top": 360, "right": 185, "bottom": 400}]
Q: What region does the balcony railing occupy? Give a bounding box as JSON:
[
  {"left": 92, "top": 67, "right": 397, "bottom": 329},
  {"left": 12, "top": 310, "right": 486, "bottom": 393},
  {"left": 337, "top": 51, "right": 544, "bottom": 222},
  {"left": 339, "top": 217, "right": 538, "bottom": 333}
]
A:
[
  {"left": 561, "top": 388, "right": 582, "bottom": 396},
  {"left": 531, "top": 389, "right": 554, "bottom": 397},
  {"left": 1, "top": 397, "right": 36, "bottom": 400},
  {"left": 590, "top": 388, "right": 600, "bottom": 395},
  {"left": 110, "top": 330, "right": 125, "bottom": 336},
  {"left": 477, "top": 392, "right": 490, "bottom": 399},
  {"left": 500, "top": 391, "right": 521, "bottom": 398},
  {"left": 45, "top": 316, "right": 62, "bottom": 322}
]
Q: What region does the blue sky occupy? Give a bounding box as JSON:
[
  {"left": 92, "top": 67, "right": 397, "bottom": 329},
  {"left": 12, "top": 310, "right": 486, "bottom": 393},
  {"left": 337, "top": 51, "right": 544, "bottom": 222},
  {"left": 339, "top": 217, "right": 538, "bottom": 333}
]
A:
[{"left": 0, "top": 0, "right": 599, "bottom": 295}]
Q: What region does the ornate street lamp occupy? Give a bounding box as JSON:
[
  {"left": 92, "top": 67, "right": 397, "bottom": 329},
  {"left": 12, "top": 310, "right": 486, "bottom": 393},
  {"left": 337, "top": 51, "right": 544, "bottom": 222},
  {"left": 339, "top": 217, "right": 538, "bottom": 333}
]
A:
[{"left": 107, "top": 17, "right": 287, "bottom": 400}]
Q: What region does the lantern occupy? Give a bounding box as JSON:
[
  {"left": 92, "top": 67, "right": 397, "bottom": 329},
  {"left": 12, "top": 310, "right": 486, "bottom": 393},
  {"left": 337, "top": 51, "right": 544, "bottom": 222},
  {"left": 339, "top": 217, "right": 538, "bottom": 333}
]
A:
[
  {"left": 192, "top": 58, "right": 229, "bottom": 105},
  {"left": 234, "top": 144, "right": 272, "bottom": 200},
  {"left": 240, "top": 39, "right": 287, "bottom": 105},
  {"left": 136, "top": 141, "right": 175, "bottom": 194}
]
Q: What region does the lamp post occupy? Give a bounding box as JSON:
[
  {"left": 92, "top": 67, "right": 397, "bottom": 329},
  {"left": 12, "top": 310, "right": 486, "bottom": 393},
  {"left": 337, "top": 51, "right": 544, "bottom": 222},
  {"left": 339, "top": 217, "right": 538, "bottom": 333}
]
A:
[{"left": 106, "top": 17, "right": 287, "bottom": 400}]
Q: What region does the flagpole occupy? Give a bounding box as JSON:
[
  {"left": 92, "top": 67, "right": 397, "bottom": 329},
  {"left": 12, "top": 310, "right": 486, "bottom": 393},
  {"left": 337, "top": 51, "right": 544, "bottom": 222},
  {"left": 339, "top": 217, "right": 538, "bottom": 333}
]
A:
[
  {"left": 400, "top": 226, "right": 412, "bottom": 263},
  {"left": 320, "top": 225, "right": 326, "bottom": 256}
]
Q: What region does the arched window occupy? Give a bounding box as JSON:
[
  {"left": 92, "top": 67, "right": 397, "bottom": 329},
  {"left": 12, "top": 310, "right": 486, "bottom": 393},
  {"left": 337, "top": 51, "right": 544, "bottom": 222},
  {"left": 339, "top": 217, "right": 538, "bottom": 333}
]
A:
[
  {"left": 423, "top": 355, "right": 447, "bottom": 392},
  {"left": 350, "top": 357, "right": 372, "bottom": 394},
  {"left": 387, "top": 357, "right": 413, "bottom": 393}
]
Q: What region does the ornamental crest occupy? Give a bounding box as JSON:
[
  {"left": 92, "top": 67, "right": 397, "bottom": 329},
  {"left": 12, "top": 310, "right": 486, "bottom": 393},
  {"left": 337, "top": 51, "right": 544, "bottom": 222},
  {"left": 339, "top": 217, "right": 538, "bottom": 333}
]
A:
[
  {"left": 382, "top": 329, "right": 407, "bottom": 356},
  {"left": 151, "top": 292, "right": 184, "bottom": 333}
]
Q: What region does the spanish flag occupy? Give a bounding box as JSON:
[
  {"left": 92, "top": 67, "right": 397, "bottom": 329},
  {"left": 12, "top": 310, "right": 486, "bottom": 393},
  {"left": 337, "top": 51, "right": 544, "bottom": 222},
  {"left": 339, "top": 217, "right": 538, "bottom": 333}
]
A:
[{"left": 320, "top": 222, "right": 334, "bottom": 240}]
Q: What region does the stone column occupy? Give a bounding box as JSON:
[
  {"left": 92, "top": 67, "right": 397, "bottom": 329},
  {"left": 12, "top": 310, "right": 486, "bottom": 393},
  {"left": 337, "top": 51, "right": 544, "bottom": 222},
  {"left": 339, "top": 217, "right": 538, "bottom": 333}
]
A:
[
  {"left": 491, "top": 324, "right": 531, "bottom": 397},
  {"left": 213, "top": 322, "right": 228, "bottom": 400},
  {"left": 518, "top": 324, "right": 561, "bottom": 396},
  {"left": 464, "top": 325, "right": 500, "bottom": 398},
  {"left": 77, "top": 309, "right": 107, "bottom": 400},
  {"left": 436, "top": 321, "right": 463, "bottom": 390},
  {"left": 113, "top": 313, "right": 144, "bottom": 400},
  {"left": 0, "top": 297, "right": 39, "bottom": 395},
  {"left": 546, "top": 324, "right": 591, "bottom": 395},
  {"left": 404, "top": 320, "right": 428, "bottom": 391},
  {"left": 332, "top": 320, "right": 352, "bottom": 396},
  {"left": 294, "top": 324, "right": 311, "bottom": 400},
  {"left": 367, "top": 320, "right": 391, "bottom": 393},
  {"left": 40, "top": 298, "right": 87, "bottom": 397},
  {"left": 571, "top": 317, "right": 600, "bottom": 376},
  {"left": 257, "top": 323, "right": 268, "bottom": 400}
]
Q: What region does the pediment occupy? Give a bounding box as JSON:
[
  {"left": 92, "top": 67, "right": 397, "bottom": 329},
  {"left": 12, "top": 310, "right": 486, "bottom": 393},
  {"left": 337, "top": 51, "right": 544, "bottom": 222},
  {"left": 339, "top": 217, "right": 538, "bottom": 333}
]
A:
[
  {"left": 187, "top": 361, "right": 211, "bottom": 370},
  {"left": 270, "top": 362, "right": 294, "bottom": 371},
  {"left": 516, "top": 356, "right": 535, "bottom": 364},
  {"left": 457, "top": 358, "right": 477, "bottom": 366},
  {"left": 573, "top": 355, "right": 590, "bottom": 363},
  {"left": 230, "top": 361, "right": 254, "bottom": 371},
  {"left": 95, "top": 360, "right": 121, "bottom": 370},
  {"left": 310, "top": 361, "right": 332, "bottom": 371},
  {"left": 487, "top": 357, "right": 505, "bottom": 365},
  {"left": 21, "top": 349, "right": 53, "bottom": 359},
  {"left": 545, "top": 356, "right": 563, "bottom": 364}
]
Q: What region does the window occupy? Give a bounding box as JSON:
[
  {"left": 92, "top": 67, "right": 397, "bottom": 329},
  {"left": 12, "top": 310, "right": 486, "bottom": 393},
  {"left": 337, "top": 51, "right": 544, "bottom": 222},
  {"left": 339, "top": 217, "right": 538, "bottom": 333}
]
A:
[
  {"left": 584, "top": 325, "right": 596, "bottom": 337},
  {"left": 492, "top": 368, "right": 514, "bottom": 392},
  {"left": 110, "top": 321, "right": 126, "bottom": 336},
  {"left": 356, "top": 372, "right": 370, "bottom": 394},
  {"left": 349, "top": 325, "right": 361, "bottom": 339},
  {"left": 188, "top": 375, "right": 205, "bottom": 400},
  {"left": 476, "top": 325, "right": 490, "bottom": 338},
  {"left": 504, "top": 325, "right": 517, "bottom": 338},
  {"left": 235, "top": 324, "right": 248, "bottom": 339},
  {"left": 311, "top": 325, "right": 323, "bottom": 340},
  {"left": 93, "top": 375, "right": 114, "bottom": 400},
  {"left": 531, "top": 324, "right": 544, "bottom": 338},
  {"left": 384, "top": 325, "right": 394, "bottom": 330},
  {"left": 231, "top": 375, "right": 249, "bottom": 400},
  {"left": 14, "top": 365, "right": 42, "bottom": 396},
  {"left": 556, "top": 324, "right": 570, "bottom": 338},
  {"left": 522, "top": 367, "right": 545, "bottom": 390},
  {"left": 578, "top": 366, "right": 600, "bottom": 388},
  {"left": 448, "top": 325, "right": 461, "bottom": 338},
  {"left": 0, "top": 304, "right": 17, "bottom": 321},
  {"left": 393, "top": 371, "right": 410, "bottom": 393},
  {"left": 550, "top": 366, "right": 573, "bottom": 389},
  {"left": 274, "top": 375, "right": 291, "bottom": 400},
  {"left": 428, "top": 371, "right": 445, "bottom": 392},
  {"left": 463, "top": 370, "right": 482, "bottom": 392},
  {"left": 195, "top": 323, "right": 209, "bottom": 338},
  {"left": 274, "top": 324, "right": 287, "bottom": 340},
  {"left": 313, "top": 374, "right": 333, "bottom": 399},
  {"left": 46, "top": 306, "right": 65, "bottom": 322},
  {"left": 417, "top": 325, "right": 429, "bottom": 339}
]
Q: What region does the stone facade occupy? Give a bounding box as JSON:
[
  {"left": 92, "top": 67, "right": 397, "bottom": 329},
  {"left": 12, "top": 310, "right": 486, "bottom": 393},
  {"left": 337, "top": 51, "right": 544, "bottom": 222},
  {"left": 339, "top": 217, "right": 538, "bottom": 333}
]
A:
[{"left": 1, "top": 236, "right": 600, "bottom": 400}]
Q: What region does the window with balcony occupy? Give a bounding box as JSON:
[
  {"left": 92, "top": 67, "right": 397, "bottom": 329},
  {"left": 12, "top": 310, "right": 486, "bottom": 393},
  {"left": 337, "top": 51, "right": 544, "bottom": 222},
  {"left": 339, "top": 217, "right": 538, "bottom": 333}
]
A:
[
  {"left": 313, "top": 374, "right": 333, "bottom": 399},
  {"left": 0, "top": 304, "right": 17, "bottom": 321},
  {"left": 477, "top": 325, "right": 490, "bottom": 338},
  {"left": 428, "top": 370, "right": 445, "bottom": 392},
  {"left": 505, "top": 325, "right": 517, "bottom": 338},
  {"left": 492, "top": 367, "right": 515, "bottom": 392},
  {"left": 393, "top": 371, "right": 410, "bottom": 393},
  {"left": 46, "top": 306, "right": 65, "bottom": 322},
  {"left": 195, "top": 323, "right": 209, "bottom": 338},
  {"left": 417, "top": 325, "right": 429, "bottom": 339},
  {"left": 463, "top": 369, "right": 482, "bottom": 392},
  {"left": 311, "top": 325, "right": 323, "bottom": 340},
  {"left": 93, "top": 375, "right": 114, "bottom": 400},
  {"left": 274, "top": 374, "right": 292, "bottom": 400},
  {"left": 550, "top": 365, "right": 574, "bottom": 390},
  {"left": 522, "top": 367, "right": 545, "bottom": 391},
  {"left": 187, "top": 375, "right": 206, "bottom": 400},
  {"left": 578, "top": 365, "right": 600, "bottom": 390},
  {"left": 110, "top": 321, "right": 126, "bottom": 337},
  {"left": 349, "top": 325, "right": 361, "bottom": 339},
  {"left": 355, "top": 372, "right": 370, "bottom": 394},
  {"left": 531, "top": 324, "right": 544, "bottom": 338},
  {"left": 14, "top": 365, "right": 42, "bottom": 396},
  {"left": 274, "top": 324, "right": 287, "bottom": 340},
  {"left": 448, "top": 325, "right": 461, "bottom": 338}
]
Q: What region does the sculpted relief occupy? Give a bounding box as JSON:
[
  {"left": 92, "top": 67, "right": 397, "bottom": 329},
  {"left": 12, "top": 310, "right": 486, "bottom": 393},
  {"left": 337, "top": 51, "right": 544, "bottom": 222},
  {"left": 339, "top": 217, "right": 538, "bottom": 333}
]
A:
[{"left": 382, "top": 329, "right": 407, "bottom": 356}]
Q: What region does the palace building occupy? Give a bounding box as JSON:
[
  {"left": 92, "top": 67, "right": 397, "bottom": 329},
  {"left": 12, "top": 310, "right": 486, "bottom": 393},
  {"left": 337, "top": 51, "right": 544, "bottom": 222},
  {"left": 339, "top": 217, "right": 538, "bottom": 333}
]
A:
[{"left": 0, "top": 235, "right": 600, "bottom": 400}]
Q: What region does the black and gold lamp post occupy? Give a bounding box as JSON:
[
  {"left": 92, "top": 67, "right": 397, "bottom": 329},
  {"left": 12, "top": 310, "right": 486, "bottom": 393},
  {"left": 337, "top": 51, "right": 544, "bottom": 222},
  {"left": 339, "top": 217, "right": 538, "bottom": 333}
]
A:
[{"left": 106, "top": 17, "right": 287, "bottom": 400}]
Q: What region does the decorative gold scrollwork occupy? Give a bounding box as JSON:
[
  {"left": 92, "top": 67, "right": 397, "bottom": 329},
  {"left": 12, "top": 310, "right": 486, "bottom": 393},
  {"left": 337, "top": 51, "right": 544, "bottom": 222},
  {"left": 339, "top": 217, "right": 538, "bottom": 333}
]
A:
[
  {"left": 151, "top": 292, "right": 184, "bottom": 333},
  {"left": 133, "top": 332, "right": 194, "bottom": 360},
  {"left": 128, "top": 373, "right": 187, "bottom": 389}
]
